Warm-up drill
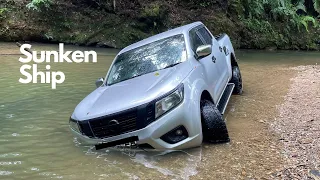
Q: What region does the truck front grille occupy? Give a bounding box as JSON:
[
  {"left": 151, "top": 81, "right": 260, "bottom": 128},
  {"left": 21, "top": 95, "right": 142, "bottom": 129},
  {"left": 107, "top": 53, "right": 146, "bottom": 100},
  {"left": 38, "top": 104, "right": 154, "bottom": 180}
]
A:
[
  {"left": 78, "top": 103, "right": 157, "bottom": 139},
  {"left": 145, "top": 104, "right": 155, "bottom": 126},
  {"left": 88, "top": 109, "right": 138, "bottom": 138}
]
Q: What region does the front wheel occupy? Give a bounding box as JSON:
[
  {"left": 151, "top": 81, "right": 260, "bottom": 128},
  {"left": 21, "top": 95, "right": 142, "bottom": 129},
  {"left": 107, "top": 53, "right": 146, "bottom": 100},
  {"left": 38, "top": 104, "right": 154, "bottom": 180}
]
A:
[
  {"left": 230, "top": 66, "right": 243, "bottom": 95},
  {"left": 200, "top": 100, "right": 230, "bottom": 143}
]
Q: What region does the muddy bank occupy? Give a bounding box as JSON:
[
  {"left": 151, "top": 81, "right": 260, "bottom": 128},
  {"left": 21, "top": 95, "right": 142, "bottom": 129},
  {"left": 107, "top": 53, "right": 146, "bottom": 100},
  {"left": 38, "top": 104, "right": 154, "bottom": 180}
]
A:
[
  {"left": 191, "top": 56, "right": 299, "bottom": 179},
  {"left": 271, "top": 65, "right": 320, "bottom": 179},
  {"left": 190, "top": 56, "right": 319, "bottom": 180}
]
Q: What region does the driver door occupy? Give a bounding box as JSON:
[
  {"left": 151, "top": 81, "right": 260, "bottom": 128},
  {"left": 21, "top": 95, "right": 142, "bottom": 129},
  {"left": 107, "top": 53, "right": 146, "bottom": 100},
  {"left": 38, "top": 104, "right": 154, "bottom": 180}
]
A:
[
  {"left": 197, "top": 27, "right": 229, "bottom": 100},
  {"left": 189, "top": 26, "right": 220, "bottom": 103}
]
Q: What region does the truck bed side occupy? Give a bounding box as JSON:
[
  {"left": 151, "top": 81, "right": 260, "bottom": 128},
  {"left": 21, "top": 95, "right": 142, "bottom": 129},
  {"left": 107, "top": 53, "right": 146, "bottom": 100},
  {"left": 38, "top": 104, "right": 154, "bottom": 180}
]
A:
[{"left": 215, "top": 33, "right": 236, "bottom": 80}]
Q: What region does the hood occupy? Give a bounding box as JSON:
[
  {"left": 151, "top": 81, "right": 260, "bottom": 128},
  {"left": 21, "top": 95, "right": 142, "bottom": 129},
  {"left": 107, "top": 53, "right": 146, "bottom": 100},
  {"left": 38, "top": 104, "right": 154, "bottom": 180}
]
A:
[{"left": 72, "top": 62, "right": 193, "bottom": 121}]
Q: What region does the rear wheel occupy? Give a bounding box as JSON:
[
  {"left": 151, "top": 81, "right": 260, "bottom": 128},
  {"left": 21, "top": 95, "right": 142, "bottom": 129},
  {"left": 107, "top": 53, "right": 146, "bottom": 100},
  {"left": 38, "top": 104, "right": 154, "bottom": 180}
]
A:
[
  {"left": 200, "top": 100, "right": 230, "bottom": 143},
  {"left": 230, "top": 66, "right": 243, "bottom": 95}
]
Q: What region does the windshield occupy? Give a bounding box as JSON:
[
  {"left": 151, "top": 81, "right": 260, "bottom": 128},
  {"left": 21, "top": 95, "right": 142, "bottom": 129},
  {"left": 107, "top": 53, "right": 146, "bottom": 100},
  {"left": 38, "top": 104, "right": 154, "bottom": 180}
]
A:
[{"left": 107, "top": 34, "right": 187, "bottom": 85}]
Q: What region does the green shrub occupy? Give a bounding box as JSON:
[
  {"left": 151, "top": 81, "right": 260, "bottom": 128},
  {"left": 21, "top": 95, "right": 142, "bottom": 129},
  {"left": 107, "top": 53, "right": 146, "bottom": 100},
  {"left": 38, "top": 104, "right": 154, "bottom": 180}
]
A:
[
  {"left": 0, "top": 8, "right": 8, "bottom": 15},
  {"left": 314, "top": 0, "right": 320, "bottom": 14},
  {"left": 26, "top": 0, "right": 52, "bottom": 11},
  {"left": 239, "top": 0, "right": 319, "bottom": 32},
  {"left": 140, "top": 3, "right": 169, "bottom": 33},
  {"left": 0, "top": 8, "right": 9, "bottom": 20}
]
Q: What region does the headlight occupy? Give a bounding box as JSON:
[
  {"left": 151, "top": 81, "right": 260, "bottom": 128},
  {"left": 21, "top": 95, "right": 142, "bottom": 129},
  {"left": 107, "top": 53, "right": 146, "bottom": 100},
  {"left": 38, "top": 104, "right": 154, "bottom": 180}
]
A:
[
  {"left": 69, "top": 118, "right": 81, "bottom": 133},
  {"left": 155, "top": 84, "right": 184, "bottom": 119}
]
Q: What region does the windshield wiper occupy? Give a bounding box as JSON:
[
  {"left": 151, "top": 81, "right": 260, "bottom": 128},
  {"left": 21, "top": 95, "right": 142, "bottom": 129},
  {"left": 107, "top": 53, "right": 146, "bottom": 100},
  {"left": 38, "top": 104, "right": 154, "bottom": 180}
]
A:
[
  {"left": 131, "top": 73, "right": 145, "bottom": 79},
  {"left": 108, "top": 74, "right": 145, "bottom": 86},
  {"left": 108, "top": 62, "right": 182, "bottom": 86},
  {"left": 163, "top": 62, "right": 182, "bottom": 69}
]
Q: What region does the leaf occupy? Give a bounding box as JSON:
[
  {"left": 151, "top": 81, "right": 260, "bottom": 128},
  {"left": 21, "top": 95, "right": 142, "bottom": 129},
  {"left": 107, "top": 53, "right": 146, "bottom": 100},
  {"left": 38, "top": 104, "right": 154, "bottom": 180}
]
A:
[
  {"left": 300, "top": 16, "right": 317, "bottom": 32},
  {"left": 301, "top": 20, "right": 308, "bottom": 31},
  {"left": 295, "top": 1, "right": 306, "bottom": 13},
  {"left": 314, "top": 0, "right": 320, "bottom": 13}
]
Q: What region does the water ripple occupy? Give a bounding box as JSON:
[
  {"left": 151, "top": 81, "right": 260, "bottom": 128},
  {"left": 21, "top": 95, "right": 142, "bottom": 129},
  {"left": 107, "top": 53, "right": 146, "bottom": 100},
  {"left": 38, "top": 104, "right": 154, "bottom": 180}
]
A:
[
  {"left": 0, "top": 153, "right": 21, "bottom": 157},
  {"left": 31, "top": 167, "right": 40, "bottom": 171},
  {"left": 11, "top": 133, "right": 20, "bottom": 137},
  {"left": 5, "top": 114, "right": 15, "bottom": 119},
  {"left": 0, "top": 161, "right": 22, "bottom": 165},
  {"left": 0, "top": 171, "right": 13, "bottom": 175}
]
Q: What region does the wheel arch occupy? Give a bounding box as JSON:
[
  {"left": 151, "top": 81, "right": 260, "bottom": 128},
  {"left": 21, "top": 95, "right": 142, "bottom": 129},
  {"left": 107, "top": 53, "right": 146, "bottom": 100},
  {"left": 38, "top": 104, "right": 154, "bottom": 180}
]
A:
[
  {"left": 200, "top": 90, "right": 214, "bottom": 104},
  {"left": 230, "top": 53, "right": 238, "bottom": 67}
]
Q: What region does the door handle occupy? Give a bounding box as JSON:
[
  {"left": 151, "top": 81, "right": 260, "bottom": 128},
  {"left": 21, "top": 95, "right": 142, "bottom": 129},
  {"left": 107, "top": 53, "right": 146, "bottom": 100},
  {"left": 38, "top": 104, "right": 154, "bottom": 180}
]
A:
[{"left": 212, "top": 56, "right": 216, "bottom": 63}]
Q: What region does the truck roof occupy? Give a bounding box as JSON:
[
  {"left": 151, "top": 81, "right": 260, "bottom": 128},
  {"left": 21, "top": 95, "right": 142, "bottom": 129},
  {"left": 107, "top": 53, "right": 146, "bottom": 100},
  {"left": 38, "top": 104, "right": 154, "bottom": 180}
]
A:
[{"left": 119, "top": 21, "right": 203, "bottom": 54}]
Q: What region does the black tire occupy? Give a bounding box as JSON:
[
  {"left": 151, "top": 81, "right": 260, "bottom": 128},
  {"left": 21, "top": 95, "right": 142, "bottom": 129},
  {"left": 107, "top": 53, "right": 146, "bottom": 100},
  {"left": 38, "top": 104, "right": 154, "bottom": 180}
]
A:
[
  {"left": 200, "top": 100, "right": 230, "bottom": 143},
  {"left": 230, "top": 66, "right": 243, "bottom": 95}
]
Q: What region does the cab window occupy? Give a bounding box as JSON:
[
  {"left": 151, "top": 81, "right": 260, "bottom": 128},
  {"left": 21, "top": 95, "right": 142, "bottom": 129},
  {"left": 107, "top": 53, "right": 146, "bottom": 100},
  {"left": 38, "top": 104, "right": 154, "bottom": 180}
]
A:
[
  {"left": 198, "top": 27, "right": 212, "bottom": 45},
  {"left": 189, "top": 28, "right": 204, "bottom": 53}
]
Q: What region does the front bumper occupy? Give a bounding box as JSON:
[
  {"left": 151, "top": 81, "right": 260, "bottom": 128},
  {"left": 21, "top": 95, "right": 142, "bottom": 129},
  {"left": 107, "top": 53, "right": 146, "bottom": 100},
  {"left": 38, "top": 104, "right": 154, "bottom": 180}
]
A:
[{"left": 70, "top": 98, "right": 202, "bottom": 150}]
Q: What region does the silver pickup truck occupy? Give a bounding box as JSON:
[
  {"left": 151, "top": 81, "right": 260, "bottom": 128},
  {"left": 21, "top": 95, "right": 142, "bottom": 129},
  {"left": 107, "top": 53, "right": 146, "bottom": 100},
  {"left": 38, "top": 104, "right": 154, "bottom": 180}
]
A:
[{"left": 70, "top": 21, "right": 243, "bottom": 150}]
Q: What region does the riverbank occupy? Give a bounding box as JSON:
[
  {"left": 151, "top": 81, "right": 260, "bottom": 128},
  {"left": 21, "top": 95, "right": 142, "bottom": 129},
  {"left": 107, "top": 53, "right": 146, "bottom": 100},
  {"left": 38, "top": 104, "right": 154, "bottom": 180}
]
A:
[
  {"left": 191, "top": 54, "right": 320, "bottom": 179},
  {"left": 271, "top": 65, "right": 320, "bottom": 179},
  {"left": 0, "top": 0, "right": 320, "bottom": 50}
]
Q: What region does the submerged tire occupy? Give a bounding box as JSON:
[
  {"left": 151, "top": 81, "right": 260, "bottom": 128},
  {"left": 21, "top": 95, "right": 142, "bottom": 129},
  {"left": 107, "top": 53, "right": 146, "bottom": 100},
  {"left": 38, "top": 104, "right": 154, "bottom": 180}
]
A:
[
  {"left": 200, "top": 100, "right": 230, "bottom": 143},
  {"left": 230, "top": 66, "right": 243, "bottom": 95}
]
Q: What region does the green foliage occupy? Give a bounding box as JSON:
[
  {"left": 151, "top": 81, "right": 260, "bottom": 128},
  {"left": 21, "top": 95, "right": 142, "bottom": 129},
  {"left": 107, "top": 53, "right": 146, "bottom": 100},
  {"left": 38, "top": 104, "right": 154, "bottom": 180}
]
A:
[
  {"left": 299, "top": 15, "right": 317, "bottom": 31},
  {"left": 26, "top": 0, "right": 52, "bottom": 11},
  {"left": 241, "top": 0, "right": 265, "bottom": 19},
  {"left": 314, "top": 0, "right": 320, "bottom": 14},
  {"left": 142, "top": 3, "right": 161, "bottom": 18},
  {"left": 229, "top": 0, "right": 244, "bottom": 15},
  {"left": 182, "top": 0, "right": 214, "bottom": 7},
  {"left": 232, "top": 0, "right": 319, "bottom": 49},
  {"left": 243, "top": 19, "right": 273, "bottom": 33},
  {"left": 0, "top": 8, "right": 8, "bottom": 15},
  {"left": 0, "top": 8, "right": 9, "bottom": 20},
  {"left": 140, "top": 3, "right": 169, "bottom": 33},
  {"left": 239, "top": 0, "right": 319, "bottom": 32},
  {"left": 198, "top": 1, "right": 212, "bottom": 7}
]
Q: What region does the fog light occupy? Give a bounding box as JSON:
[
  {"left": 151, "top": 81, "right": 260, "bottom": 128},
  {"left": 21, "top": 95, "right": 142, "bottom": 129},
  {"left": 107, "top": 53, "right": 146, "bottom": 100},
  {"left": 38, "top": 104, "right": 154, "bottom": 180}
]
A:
[
  {"left": 176, "top": 129, "right": 183, "bottom": 136},
  {"left": 161, "top": 126, "right": 188, "bottom": 144},
  {"left": 69, "top": 118, "right": 81, "bottom": 134}
]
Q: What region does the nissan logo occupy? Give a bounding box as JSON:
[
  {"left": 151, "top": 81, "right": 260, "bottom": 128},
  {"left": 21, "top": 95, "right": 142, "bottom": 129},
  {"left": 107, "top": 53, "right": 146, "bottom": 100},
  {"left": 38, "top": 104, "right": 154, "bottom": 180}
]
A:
[{"left": 108, "top": 119, "right": 120, "bottom": 133}]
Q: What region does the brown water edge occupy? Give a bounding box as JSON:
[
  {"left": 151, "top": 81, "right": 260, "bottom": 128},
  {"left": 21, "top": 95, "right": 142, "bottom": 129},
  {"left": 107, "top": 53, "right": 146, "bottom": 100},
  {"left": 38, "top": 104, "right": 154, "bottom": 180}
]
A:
[{"left": 192, "top": 62, "right": 298, "bottom": 179}]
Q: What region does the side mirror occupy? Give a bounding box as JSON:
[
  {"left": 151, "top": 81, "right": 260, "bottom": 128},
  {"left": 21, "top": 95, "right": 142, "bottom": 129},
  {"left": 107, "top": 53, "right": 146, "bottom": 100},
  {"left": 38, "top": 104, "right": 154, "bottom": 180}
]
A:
[
  {"left": 196, "top": 45, "right": 212, "bottom": 59},
  {"left": 95, "top": 77, "right": 104, "bottom": 88}
]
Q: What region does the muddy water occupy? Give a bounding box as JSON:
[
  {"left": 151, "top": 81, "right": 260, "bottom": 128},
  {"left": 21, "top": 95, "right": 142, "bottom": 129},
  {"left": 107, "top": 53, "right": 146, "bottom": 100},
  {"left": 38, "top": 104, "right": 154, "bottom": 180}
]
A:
[{"left": 0, "top": 42, "right": 319, "bottom": 180}]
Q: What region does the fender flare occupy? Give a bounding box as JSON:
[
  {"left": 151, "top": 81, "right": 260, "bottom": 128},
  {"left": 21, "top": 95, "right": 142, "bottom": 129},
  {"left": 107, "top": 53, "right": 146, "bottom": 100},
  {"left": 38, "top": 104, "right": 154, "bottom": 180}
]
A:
[
  {"left": 230, "top": 53, "right": 238, "bottom": 67},
  {"left": 186, "top": 74, "right": 215, "bottom": 139},
  {"left": 189, "top": 77, "right": 213, "bottom": 104}
]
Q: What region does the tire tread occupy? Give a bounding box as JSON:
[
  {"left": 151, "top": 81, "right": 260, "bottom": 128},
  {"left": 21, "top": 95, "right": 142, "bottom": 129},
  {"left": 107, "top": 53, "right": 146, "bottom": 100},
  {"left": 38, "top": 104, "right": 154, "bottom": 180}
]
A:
[{"left": 200, "top": 100, "right": 230, "bottom": 143}]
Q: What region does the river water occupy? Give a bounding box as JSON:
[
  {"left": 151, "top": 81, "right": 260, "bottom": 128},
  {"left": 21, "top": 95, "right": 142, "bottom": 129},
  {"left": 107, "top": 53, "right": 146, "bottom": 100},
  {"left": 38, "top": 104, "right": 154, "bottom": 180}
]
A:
[{"left": 0, "top": 42, "right": 319, "bottom": 180}]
